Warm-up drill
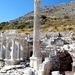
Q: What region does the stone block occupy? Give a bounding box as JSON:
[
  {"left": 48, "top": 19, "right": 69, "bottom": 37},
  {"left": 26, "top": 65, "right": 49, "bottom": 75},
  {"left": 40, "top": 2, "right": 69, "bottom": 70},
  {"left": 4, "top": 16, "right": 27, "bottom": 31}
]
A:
[
  {"left": 51, "top": 71, "right": 60, "bottom": 75},
  {"left": 73, "top": 72, "right": 75, "bottom": 75},
  {"left": 39, "top": 70, "right": 44, "bottom": 75},
  {"left": 73, "top": 62, "right": 75, "bottom": 66},
  {"left": 30, "top": 57, "right": 42, "bottom": 70}
]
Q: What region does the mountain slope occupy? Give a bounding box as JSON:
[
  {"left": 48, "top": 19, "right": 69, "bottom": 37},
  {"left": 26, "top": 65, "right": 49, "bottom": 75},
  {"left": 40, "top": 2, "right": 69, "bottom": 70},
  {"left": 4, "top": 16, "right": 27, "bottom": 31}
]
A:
[
  {"left": 9, "top": 0, "right": 75, "bottom": 24},
  {"left": 0, "top": 0, "right": 75, "bottom": 33}
]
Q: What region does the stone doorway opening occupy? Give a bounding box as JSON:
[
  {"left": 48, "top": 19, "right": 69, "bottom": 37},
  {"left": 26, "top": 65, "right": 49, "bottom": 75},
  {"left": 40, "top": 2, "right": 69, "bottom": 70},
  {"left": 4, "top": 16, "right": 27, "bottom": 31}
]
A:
[{"left": 30, "top": 51, "right": 33, "bottom": 57}]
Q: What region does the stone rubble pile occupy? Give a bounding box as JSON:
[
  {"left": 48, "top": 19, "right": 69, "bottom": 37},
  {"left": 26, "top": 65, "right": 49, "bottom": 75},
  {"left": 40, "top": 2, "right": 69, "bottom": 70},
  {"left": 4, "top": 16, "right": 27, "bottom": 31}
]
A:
[
  {"left": 0, "top": 67, "right": 34, "bottom": 75},
  {"left": 0, "top": 65, "right": 25, "bottom": 73},
  {"left": 7, "top": 69, "right": 33, "bottom": 75}
]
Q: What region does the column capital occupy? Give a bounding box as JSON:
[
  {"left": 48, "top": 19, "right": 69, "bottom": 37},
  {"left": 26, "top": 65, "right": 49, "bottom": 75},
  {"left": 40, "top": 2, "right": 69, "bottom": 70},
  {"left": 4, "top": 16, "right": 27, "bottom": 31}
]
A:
[{"left": 34, "top": 0, "right": 42, "bottom": 5}]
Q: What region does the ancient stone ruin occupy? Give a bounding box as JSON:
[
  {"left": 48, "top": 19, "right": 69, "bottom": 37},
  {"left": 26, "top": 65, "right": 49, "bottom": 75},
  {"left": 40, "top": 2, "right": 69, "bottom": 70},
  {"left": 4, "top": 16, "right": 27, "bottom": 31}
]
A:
[
  {"left": 0, "top": 30, "right": 27, "bottom": 65},
  {"left": 0, "top": 30, "right": 75, "bottom": 75},
  {"left": 0, "top": 0, "right": 75, "bottom": 75}
]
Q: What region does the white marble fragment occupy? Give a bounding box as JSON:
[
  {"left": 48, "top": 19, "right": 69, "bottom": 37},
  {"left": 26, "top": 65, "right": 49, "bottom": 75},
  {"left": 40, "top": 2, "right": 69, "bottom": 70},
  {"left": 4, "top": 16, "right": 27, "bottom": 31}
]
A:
[
  {"left": 73, "top": 72, "right": 75, "bottom": 75},
  {"left": 51, "top": 71, "right": 60, "bottom": 75},
  {"left": 0, "top": 65, "right": 25, "bottom": 73}
]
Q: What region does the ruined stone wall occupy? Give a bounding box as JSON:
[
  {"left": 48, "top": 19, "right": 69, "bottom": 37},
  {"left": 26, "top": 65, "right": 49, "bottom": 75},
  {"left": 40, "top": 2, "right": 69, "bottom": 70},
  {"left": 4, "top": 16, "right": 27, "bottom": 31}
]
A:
[{"left": 39, "top": 57, "right": 52, "bottom": 75}]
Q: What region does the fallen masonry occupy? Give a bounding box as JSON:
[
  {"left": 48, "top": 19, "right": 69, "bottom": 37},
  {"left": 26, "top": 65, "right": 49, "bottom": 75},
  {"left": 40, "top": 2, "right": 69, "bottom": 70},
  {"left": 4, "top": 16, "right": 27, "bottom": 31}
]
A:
[
  {"left": 0, "top": 65, "right": 25, "bottom": 73},
  {"left": 0, "top": 67, "right": 34, "bottom": 75}
]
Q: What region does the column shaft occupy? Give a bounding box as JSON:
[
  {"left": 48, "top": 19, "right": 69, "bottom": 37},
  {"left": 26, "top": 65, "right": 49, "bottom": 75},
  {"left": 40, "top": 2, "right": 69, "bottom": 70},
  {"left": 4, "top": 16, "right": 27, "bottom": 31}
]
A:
[
  {"left": 6, "top": 40, "right": 9, "bottom": 59},
  {"left": 11, "top": 39, "right": 15, "bottom": 60},
  {"left": 0, "top": 42, "right": 3, "bottom": 59},
  {"left": 17, "top": 43, "right": 20, "bottom": 60},
  {"left": 30, "top": 0, "right": 42, "bottom": 70},
  {"left": 33, "top": 1, "right": 40, "bottom": 57}
]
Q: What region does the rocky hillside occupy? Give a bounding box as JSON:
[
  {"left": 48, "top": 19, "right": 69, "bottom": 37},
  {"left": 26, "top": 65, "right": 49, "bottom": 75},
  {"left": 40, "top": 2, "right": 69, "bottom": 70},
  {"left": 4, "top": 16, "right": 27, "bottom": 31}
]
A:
[
  {"left": 0, "top": 0, "right": 75, "bottom": 33},
  {"left": 9, "top": 0, "right": 75, "bottom": 23}
]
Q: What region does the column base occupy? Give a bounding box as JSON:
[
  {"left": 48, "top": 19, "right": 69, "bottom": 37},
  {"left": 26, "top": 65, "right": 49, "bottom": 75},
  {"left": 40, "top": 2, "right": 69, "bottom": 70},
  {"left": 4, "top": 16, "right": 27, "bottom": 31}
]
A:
[
  {"left": 4, "top": 59, "right": 20, "bottom": 65},
  {"left": 30, "top": 56, "right": 42, "bottom": 70}
]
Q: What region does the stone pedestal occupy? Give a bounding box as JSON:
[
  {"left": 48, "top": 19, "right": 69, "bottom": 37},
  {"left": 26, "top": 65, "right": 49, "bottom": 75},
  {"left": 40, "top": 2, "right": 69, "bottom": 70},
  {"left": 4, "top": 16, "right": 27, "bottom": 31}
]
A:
[
  {"left": 30, "top": 57, "right": 42, "bottom": 70},
  {"left": 4, "top": 59, "right": 20, "bottom": 65},
  {"left": 39, "top": 70, "right": 44, "bottom": 75}
]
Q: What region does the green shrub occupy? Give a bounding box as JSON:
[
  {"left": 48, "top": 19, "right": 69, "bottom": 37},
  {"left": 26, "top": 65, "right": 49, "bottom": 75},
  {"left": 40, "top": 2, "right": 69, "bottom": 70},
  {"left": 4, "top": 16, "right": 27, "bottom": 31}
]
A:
[
  {"left": 41, "top": 15, "right": 47, "bottom": 19},
  {"left": 16, "top": 24, "right": 25, "bottom": 29},
  {"left": 64, "top": 15, "right": 69, "bottom": 19},
  {"left": 25, "top": 24, "right": 33, "bottom": 28},
  {"left": 68, "top": 27, "right": 73, "bottom": 30},
  {"left": 0, "top": 26, "right": 2, "bottom": 30},
  {"left": 54, "top": 26, "right": 57, "bottom": 29},
  {"left": 54, "top": 18, "right": 57, "bottom": 20},
  {"left": 3, "top": 25, "right": 13, "bottom": 30},
  {"left": 63, "top": 28, "right": 66, "bottom": 30},
  {"left": 41, "top": 20, "right": 45, "bottom": 25}
]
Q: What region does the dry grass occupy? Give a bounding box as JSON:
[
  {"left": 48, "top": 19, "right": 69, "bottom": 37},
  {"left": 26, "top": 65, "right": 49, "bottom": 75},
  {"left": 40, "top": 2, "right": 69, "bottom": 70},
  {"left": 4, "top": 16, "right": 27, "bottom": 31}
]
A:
[
  {"left": 40, "top": 19, "right": 75, "bottom": 32},
  {"left": 2, "top": 18, "right": 75, "bottom": 34}
]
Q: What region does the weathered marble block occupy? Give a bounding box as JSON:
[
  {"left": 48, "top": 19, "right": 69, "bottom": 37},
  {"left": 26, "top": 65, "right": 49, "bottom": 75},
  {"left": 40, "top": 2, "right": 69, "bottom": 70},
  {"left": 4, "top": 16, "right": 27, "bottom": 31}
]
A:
[{"left": 51, "top": 71, "right": 60, "bottom": 75}]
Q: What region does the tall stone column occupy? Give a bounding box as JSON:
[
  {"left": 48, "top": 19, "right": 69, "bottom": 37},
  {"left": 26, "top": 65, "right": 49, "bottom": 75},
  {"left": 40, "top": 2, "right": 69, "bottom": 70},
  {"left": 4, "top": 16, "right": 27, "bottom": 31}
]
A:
[
  {"left": 30, "top": 0, "right": 42, "bottom": 70},
  {"left": 17, "top": 43, "right": 20, "bottom": 60},
  {"left": 0, "top": 41, "right": 3, "bottom": 59},
  {"left": 33, "top": 0, "right": 41, "bottom": 57},
  {"left": 5, "top": 39, "right": 9, "bottom": 60},
  {"left": 11, "top": 39, "right": 15, "bottom": 60},
  {"left": 0, "top": 38, "right": 4, "bottom": 68},
  {"left": 20, "top": 45, "right": 24, "bottom": 60}
]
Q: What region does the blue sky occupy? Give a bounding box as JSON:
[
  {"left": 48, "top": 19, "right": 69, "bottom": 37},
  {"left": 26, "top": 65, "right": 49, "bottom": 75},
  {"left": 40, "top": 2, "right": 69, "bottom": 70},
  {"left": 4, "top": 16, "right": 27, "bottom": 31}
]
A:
[{"left": 0, "top": 0, "right": 72, "bottom": 22}]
